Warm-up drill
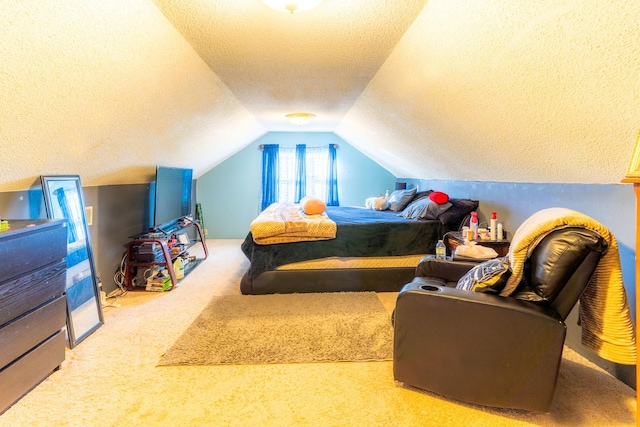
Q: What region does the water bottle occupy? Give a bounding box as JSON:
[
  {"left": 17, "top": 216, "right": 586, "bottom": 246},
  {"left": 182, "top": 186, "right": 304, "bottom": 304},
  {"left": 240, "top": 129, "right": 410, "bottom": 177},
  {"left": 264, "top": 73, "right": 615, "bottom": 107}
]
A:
[{"left": 435, "top": 240, "right": 446, "bottom": 259}]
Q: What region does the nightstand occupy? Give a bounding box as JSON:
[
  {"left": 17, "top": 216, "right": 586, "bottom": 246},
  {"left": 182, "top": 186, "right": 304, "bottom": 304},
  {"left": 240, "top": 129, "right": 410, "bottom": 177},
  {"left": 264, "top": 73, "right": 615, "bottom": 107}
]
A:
[{"left": 445, "top": 231, "right": 511, "bottom": 257}]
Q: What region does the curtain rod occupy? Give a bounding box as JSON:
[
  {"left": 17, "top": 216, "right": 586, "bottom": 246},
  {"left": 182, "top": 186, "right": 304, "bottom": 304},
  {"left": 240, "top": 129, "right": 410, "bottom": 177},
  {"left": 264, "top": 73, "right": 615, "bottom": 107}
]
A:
[{"left": 260, "top": 144, "right": 339, "bottom": 150}]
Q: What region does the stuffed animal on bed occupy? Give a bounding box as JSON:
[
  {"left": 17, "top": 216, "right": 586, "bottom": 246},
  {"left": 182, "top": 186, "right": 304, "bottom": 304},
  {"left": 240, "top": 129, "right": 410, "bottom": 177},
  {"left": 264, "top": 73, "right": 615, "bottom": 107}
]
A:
[{"left": 365, "top": 196, "right": 389, "bottom": 211}]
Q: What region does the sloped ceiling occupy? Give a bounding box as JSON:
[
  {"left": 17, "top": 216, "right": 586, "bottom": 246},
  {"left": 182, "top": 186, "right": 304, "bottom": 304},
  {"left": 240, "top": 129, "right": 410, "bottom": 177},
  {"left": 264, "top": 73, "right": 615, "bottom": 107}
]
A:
[
  {"left": 0, "top": 0, "right": 265, "bottom": 191},
  {"left": 337, "top": 1, "right": 640, "bottom": 183},
  {"left": 1, "top": 0, "right": 639, "bottom": 192},
  {"left": 151, "top": 0, "right": 429, "bottom": 131}
]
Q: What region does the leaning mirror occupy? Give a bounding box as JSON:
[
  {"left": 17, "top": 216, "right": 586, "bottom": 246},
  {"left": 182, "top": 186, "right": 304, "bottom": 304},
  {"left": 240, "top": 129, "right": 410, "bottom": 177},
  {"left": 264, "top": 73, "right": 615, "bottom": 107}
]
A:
[{"left": 41, "top": 175, "right": 103, "bottom": 347}]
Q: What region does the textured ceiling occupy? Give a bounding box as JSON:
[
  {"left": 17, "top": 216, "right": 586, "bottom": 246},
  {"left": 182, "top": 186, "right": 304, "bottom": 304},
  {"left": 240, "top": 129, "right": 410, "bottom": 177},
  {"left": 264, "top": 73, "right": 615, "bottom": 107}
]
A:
[
  {"left": 152, "top": 0, "right": 429, "bottom": 131},
  {"left": 337, "top": 0, "right": 640, "bottom": 183},
  {"left": 1, "top": 0, "right": 639, "bottom": 192},
  {"left": 0, "top": 0, "right": 265, "bottom": 191}
]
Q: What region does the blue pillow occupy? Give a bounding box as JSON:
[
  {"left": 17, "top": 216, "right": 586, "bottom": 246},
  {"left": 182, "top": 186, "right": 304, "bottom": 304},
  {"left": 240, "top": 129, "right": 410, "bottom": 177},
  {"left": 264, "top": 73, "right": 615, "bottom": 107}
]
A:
[
  {"left": 387, "top": 188, "right": 417, "bottom": 212},
  {"left": 401, "top": 198, "right": 452, "bottom": 220}
]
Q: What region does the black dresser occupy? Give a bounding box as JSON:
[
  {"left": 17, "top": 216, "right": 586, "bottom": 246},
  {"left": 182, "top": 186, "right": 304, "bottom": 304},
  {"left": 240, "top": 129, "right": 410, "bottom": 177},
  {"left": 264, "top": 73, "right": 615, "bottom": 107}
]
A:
[{"left": 0, "top": 219, "right": 68, "bottom": 414}]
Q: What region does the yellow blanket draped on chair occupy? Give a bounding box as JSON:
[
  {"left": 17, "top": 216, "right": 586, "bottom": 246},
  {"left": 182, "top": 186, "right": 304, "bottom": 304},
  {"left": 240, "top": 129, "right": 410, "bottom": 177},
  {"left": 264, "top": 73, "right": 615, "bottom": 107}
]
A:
[{"left": 500, "top": 207, "right": 636, "bottom": 365}]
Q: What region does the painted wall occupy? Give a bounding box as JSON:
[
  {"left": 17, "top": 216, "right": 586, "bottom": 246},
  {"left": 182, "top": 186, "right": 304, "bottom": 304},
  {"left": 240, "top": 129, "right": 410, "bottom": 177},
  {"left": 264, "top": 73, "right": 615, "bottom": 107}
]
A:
[
  {"left": 0, "top": 184, "right": 149, "bottom": 296},
  {"left": 403, "top": 178, "right": 636, "bottom": 387},
  {"left": 196, "top": 132, "right": 396, "bottom": 238}
]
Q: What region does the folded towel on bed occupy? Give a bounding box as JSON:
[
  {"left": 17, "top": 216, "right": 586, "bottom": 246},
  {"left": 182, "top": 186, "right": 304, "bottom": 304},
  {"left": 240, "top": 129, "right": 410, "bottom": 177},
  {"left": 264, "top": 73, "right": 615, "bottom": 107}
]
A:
[{"left": 250, "top": 203, "right": 337, "bottom": 245}]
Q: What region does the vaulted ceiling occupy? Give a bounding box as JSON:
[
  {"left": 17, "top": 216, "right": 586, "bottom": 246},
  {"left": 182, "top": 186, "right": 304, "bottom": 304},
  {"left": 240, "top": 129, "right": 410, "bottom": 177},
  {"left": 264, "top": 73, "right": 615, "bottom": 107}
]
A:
[
  {"left": 1, "top": 1, "right": 639, "bottom": 192},
  {"left": 152, "top": 0, "right": 429, "bottom": 132}
]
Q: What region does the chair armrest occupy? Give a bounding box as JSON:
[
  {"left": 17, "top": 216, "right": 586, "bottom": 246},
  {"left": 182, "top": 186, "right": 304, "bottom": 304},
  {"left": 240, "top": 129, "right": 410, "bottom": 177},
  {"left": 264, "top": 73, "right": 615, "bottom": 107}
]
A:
[
  {"left": 396, "top": 281, "right": 562, "bottom": 320},
  {"left": 393, "top": 282, "right": 565, "bottom": 412},
  {"left": 415, "top": 255, "right": 480, "bottom": 282}
]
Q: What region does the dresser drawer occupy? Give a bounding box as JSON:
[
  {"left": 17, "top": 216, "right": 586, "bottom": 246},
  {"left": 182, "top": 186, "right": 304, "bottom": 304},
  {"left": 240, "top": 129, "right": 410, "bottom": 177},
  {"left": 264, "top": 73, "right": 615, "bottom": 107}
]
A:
[
  {"left": 0, "top": 330, "right": 65, "bottom": 415},
  {"left": 0, "top": 261, "right": 66, "bottom": 327},
  {"left": 0, "top": 296, "right": 67, "bottom": 369},
  {"left": 0, "top": 220, "right": 67, "bottom": 282}
]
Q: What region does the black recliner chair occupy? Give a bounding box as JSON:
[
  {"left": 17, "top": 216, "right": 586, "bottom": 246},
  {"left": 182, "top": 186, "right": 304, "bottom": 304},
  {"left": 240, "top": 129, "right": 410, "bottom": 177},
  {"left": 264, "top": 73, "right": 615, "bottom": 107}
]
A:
[{"left": 393, "top": 227, "right": 608, "bottom": 412}]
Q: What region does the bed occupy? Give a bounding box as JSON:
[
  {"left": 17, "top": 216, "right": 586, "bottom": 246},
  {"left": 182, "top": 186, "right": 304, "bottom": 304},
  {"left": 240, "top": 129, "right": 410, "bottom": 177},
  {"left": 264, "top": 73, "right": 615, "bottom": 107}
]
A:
[{"left": 240, "top": 195, "right": 479, "bottom": 295}]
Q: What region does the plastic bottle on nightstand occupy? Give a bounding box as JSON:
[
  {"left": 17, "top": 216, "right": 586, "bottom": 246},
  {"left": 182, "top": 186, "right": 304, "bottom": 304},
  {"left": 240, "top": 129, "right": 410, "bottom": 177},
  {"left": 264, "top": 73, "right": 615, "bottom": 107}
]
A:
[
  {"left": 470, "top": 212, "right": 479, "bottom": 239},
  {"left": 490, "top": 212, "right": 497, "bottom": 240},
  {"left": 435, "top": 240, "right": 446, "bottom": 260}
]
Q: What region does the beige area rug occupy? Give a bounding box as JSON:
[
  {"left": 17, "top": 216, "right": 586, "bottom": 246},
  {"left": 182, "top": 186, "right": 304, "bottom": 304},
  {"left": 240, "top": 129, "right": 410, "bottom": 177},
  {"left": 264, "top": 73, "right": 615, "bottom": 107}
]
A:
[{"left": 158, "top": 291, "right": 393, "bottom": 366}]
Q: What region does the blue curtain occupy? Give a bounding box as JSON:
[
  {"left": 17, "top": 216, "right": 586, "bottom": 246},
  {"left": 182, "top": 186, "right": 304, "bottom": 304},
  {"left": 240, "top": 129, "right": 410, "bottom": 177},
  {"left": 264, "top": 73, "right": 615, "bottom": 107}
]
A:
[
  {"left": 260, "top": 144, "right": 279, "bottom": 211},
  {"left": 327, "top": 144, "right": 339, "bottom": 206},
  {"left": 294, "top": 144, "right": 306, "bottom": 203}
]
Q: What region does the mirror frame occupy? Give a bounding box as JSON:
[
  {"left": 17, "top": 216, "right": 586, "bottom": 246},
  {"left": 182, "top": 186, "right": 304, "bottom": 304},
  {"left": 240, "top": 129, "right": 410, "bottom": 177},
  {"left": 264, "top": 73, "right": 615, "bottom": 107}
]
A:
[{"left": 40, "top": 175, "right": 104, "bottom": 348}]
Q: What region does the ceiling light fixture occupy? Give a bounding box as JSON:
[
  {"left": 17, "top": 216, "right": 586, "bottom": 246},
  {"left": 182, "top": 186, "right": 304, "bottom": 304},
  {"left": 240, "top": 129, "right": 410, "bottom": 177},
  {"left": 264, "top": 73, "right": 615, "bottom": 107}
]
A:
[
  {"left": 286, "top": 112, "right": 316, "bottom": 126},
  {"left": 262, "top": 0, "right": 323, "bottom": 14}
]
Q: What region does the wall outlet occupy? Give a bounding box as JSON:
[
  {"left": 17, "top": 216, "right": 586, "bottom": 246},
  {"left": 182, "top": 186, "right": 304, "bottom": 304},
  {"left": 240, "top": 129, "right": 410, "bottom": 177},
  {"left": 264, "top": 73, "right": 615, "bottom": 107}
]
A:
[
  {"left": 204, "top": 228, "right": 208, "bottom": 236},
  {"left": 85, "top": 206, "right": 93, "bottom": 226}
]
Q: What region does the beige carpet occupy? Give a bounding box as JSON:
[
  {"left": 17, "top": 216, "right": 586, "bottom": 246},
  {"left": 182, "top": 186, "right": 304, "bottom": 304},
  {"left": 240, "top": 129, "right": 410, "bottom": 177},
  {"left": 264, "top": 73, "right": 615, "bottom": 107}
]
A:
[
  {"left": 0, "top": 240, "right": 636, "bottom": 427},
  {"left": 158, "top": 292, "right": 393, "bottom": 366}
]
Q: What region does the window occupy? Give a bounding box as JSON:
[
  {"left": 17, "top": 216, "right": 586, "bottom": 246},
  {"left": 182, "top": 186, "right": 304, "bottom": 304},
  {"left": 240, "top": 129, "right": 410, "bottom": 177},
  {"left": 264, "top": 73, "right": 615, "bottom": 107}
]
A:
[
  {"left": 260, "top": 144, "right": 339, "bottom": 211},
  {"left": 306, "top": 146, "right": 330, "bottom": 202},
  {"left": 277, "top": 146, "right": 296, "bottom": 203},
  {"left": 278, "top": 146, "right": 329, "bottom": 203}
]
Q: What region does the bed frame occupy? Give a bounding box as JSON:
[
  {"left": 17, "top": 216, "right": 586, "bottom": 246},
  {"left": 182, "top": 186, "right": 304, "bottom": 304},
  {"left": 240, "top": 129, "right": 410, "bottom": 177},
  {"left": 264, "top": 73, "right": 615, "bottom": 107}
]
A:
[{"left": 240, "top": 265, "right": 420, "bottom": 295}]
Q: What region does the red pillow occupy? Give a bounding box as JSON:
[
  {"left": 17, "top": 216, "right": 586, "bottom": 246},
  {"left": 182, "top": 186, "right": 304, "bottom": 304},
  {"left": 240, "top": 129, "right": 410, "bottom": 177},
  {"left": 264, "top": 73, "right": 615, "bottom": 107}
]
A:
[
  {"left": 300, "top": 196, "right": 326, "bottom": 215},
  {"left": 429, "top": 191, "right": 449, "bottom": 205}
]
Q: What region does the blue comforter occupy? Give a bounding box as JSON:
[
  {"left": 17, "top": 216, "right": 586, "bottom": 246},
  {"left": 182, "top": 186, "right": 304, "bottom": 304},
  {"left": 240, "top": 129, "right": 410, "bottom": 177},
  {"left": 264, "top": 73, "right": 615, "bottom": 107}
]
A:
[{"left": 241, "top": 206, "right": 445, "bottom": 278}]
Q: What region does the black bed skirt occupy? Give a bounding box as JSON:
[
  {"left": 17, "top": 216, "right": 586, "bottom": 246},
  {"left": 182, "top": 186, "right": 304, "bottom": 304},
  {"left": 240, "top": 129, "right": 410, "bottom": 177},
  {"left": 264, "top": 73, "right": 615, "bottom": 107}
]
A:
[{"left": 240, "top": 266, "right": 420, "bottom": 295}]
